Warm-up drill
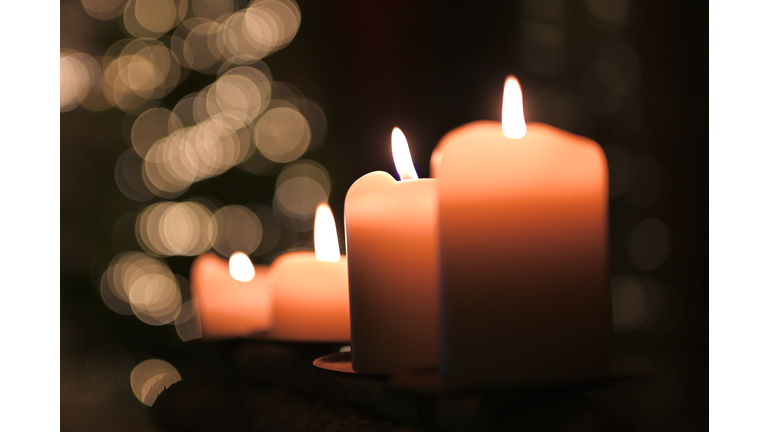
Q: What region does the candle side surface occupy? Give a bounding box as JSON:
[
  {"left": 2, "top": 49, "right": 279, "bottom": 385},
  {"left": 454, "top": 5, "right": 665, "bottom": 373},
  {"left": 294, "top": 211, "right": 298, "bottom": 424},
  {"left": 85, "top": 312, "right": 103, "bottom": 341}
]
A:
[
  {"left": 262, "top": 252, "right": 351, "bottom": 342},
  {"left": 436, "top": 122, "right": 612, "bottom": 387},
  {"left": 345, "top": 171, "right": 440, "bottom": 374}
]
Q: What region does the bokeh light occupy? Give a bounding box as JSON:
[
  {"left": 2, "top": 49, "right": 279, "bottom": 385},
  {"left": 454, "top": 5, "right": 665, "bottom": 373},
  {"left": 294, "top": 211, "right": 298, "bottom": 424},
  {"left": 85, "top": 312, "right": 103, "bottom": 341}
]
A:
[
  {"left": 80, "top": 0, "right": 128, "bottom": 21},
  {"left": 272, "top": 160, "right": 330, "bottom": 231},
  {"left": 584, "top": 0, "right": 630, "bottom": 29},
  {"left": 101, "top": 38, "right": 182, "bottom": 114},
  {"left": 136, "top": 201, "right": 215, "bottom": 256},
  {"left": 123, "top": 0, "right": 186, "bottom": 39},
  {"left": 627, "top": 218, "right": 672, "bottom": 271},
  {"left": 211, "top": 205, "right": 263, "bottom": 256},
  {"left": 130, "top": 359, "right": 181, "bottom": 406},
  {"left": 100, "top": 252, "right": 183, "bottom": 325},
  {"left": 61, "top": 50, "right": 101, "bottom": 112},
  {"left": 610, "top": 274, "right": 665, "bottom": 333},
  {"left": 174, "top": 300, "right": 202, "bottom": 341},
  {"left": 253, "top": 104, "right": 311, "bottom": 163}
]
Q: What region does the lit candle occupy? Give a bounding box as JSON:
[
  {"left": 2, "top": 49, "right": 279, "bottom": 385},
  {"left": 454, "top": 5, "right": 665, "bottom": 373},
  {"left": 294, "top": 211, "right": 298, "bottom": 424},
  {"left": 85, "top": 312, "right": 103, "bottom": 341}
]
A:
[
  {"left": 344, "top": 127, "right": 439, "bottom": 374},
  {"left": 432, "top": 77, "right": 611, "bottom": 387},
  {"left": 259, "top": 203, "right": 351, "bottom": 342},
  {"left": 190, "top": 252, "right": 272, "bottom": 339}
]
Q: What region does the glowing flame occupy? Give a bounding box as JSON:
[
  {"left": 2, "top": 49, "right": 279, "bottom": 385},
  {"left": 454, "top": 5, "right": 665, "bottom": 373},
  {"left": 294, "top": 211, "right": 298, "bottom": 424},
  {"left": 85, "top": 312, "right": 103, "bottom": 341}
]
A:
[
  {"left": 314, "top": 203, "right": 341, "bottom": 262},
  {"left": 502, "top": 76, "right": 527, "bottom": 139},
  {"left": 229, "top": 252, "right": 256, "bottom": 282},
  {"left": 391, "top": 127, "right": 418, "bottom": 181}
]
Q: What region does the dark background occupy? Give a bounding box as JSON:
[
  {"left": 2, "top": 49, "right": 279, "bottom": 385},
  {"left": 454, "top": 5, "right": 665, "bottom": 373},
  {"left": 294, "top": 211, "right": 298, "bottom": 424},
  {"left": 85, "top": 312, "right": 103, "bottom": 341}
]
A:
[{"left": 60, "top": 1, "right": 707, "bottom": 431}]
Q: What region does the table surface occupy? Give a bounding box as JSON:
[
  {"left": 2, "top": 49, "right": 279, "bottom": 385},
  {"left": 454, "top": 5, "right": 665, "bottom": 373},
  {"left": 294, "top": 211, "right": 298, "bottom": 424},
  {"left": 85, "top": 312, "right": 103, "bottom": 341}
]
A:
[{"left": 151, "top": 339, "right": 652, "bottom": 432}]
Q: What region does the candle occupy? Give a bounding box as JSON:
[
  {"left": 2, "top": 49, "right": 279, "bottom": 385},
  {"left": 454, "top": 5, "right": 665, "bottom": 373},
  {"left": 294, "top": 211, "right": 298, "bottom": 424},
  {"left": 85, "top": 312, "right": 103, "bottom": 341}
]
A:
[
  {"left": 259, "top": 203, "right": 351, "bottom": 342},
  {"left": 344, "top": 127, "right": 439, "bottom": 374},
  {"left": 432, "top": 77, "right": 611, "bottom": 387},
  {"left": 190, "top": 252, "right": 272, "bottom": 339}
]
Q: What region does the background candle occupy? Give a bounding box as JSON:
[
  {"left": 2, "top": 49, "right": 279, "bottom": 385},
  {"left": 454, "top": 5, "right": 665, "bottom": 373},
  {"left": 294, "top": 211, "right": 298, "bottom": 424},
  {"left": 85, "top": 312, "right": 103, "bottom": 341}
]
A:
[
  {"left": 433, "top": 77, "right": 612, "bottom": 387},
  {"left": 259, "top": 203, "right": 351, "bottom": 342},
  {"left": 190, "top": 252, "right": 272, "bottom": 339},
  {"left": 344, "top": 128, "right": 439, "bottom": 374}
]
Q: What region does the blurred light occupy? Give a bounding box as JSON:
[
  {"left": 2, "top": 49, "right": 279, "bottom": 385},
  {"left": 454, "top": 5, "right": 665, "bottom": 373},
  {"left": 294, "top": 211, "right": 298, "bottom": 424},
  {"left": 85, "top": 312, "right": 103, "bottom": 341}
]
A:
[
  {"left": 627, "top": 218, "right": 671, "bottom": 271},
  {"left": 391, "top": 127, "right": 418, "bottom": 181},
  {"left": 61, "top": 50, "right": 95, "bottom": 112},
  {"left": 584, "top": 0, "right": 629, "bottom": 28},
  {"left": 136, "top": 201, "right": 215, "bottom": 256},
  {"left": 273, "top": 161, "right": 330, "bottom": 230},
  {"left": 314, "top": 203, "right": 340, "bottom": 262},
  {"left": 130, "top": 359, "right": 181, "bottom": 406},
  {"left": 131, "top": 108, "right": 181, "bottom": 158},
  {"left": 174, "top": 299, "right": 203, "bottom": 341},
  {"left": 81, "top": 0, "right": 128, "bottom": 21},
  {"left": 252, "top": 205, "right": 281, "bottom": 256},
  {"left": 123, "top": 0, "right": 186, "bottom": 39},
  {"left": 339, "top": 345, "right": 351, "bottom": 353},
  {"left": 99, "top": 252, "right": 183, "bottom": 325},
  {"left": 502, "top": 76, "right": 526, "bottom": 138},
  {"left": 254, "top": 105, "right": 311, "bottom": 162},
  {"left": 229, "top": 251, "right": 255, "bottom": 282},
  {"left": 521, "top": 0, "right": 563, "bottom": 20},
  {"left": 134, "top": 0, "right": 178, "bottom": 34},
  {"left": 101, "top": 39, "right": 181, "bottom": 113},
  {"left": 211, "top": 205, "right": 263, "bottom": 257},
  {"left": 191, "top": 0, "right": 233, "bottom": 20}
]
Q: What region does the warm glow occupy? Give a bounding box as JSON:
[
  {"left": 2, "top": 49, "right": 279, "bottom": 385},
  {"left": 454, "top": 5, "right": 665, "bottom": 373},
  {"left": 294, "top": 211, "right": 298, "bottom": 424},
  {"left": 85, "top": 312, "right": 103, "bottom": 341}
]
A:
[
  {"left": 391, "top": 127, "right": 418, "bottom": 181},
  {"left": 314, "top": 203, "right": 340, "bottom": 262},
  {"left": 502, "top": 76, "right": 527, "bottom": 138},
  {"left": 229, "top": 252, "right": 256, "bottom": 282}
]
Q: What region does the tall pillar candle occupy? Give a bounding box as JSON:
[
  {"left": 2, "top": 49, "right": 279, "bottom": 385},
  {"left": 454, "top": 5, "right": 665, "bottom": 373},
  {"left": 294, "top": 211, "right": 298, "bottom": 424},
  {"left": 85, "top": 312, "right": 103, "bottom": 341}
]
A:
[
  {"left": 344, "top": 127, "right": 439, "bottom": 374},
  {"left": 432, "top": 77, "right": 611, "bottom": 387}
]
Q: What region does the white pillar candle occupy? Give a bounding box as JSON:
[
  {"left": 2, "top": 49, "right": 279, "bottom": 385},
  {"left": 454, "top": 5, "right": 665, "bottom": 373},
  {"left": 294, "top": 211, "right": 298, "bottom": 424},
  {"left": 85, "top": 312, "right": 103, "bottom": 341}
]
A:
[
  {"left": 432, "top": 77, "right": 612, "bottom": 387},
  {"left": 345, "top": 128, "right": 439, "bottom": 374}
]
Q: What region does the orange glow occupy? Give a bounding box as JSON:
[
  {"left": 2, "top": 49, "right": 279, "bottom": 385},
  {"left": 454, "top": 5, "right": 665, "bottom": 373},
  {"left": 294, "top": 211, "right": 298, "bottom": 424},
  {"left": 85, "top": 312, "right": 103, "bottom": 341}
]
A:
[
  {"left": 391, "top": 127, "right": 418, "bottom": 181},
  {"left": 314, "top": 203, "right": 340, "bottom": 262},
  {"left": 229, "top": 252, "right": 256, "bottom": 282},
  {"left": 502, "top": 76, "right": 527, "bottom": 138}
]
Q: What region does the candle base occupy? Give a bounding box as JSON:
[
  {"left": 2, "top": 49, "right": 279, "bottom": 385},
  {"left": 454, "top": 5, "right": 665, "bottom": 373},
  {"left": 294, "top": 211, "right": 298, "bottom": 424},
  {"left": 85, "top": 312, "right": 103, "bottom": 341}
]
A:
[{"left": 312, "top": 351, "right": 388, "bottom": 380}]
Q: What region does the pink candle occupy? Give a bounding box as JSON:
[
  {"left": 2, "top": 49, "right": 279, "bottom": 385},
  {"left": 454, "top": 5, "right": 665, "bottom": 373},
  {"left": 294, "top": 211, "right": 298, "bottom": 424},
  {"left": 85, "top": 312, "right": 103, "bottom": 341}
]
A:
[
  {"left": 432, "top": 77, "right": 612, "bottom": 387},
  {"left": 190, "top": 205, "right": 350, "bottom": 342},
  {"left": 344, "top": 128, "right": 439, "bottom": 374},
  {"left": 259, "top": 204, "right": 351, "bottom": 342},
  {"left": 190, "top": 252, "right": 272, "bottom": 339}
]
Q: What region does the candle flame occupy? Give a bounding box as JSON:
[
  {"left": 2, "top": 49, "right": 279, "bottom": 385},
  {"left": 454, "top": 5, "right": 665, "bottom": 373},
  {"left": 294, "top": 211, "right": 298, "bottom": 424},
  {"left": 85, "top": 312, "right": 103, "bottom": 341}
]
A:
[
  {"left": 391, "top": 127, "right": 419, "bottom": 181},
  {"left": 502, "top": 76, "right": 527, "bottom": 138},
  {"left": 229, "top": 252, "right": 256, "bottom": 282},
  {"left": 314, "top": 203, "right": 341, "bottom": 262}
]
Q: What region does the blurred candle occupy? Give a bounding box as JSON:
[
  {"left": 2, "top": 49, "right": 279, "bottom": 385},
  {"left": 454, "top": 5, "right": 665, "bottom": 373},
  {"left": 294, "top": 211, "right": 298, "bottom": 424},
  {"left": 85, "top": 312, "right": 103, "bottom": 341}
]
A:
[
  {"left": 345, "top": 127, "right": 439, "bottom": 374},
  {"left": 190, "top": 252, "right": 272, "bottom": 339},
  {"left": 432, "top": 77, "right": 611, "bottom": 387},
  {"left": 261, "top": 203, "right": 351, "bottom": 342}
]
